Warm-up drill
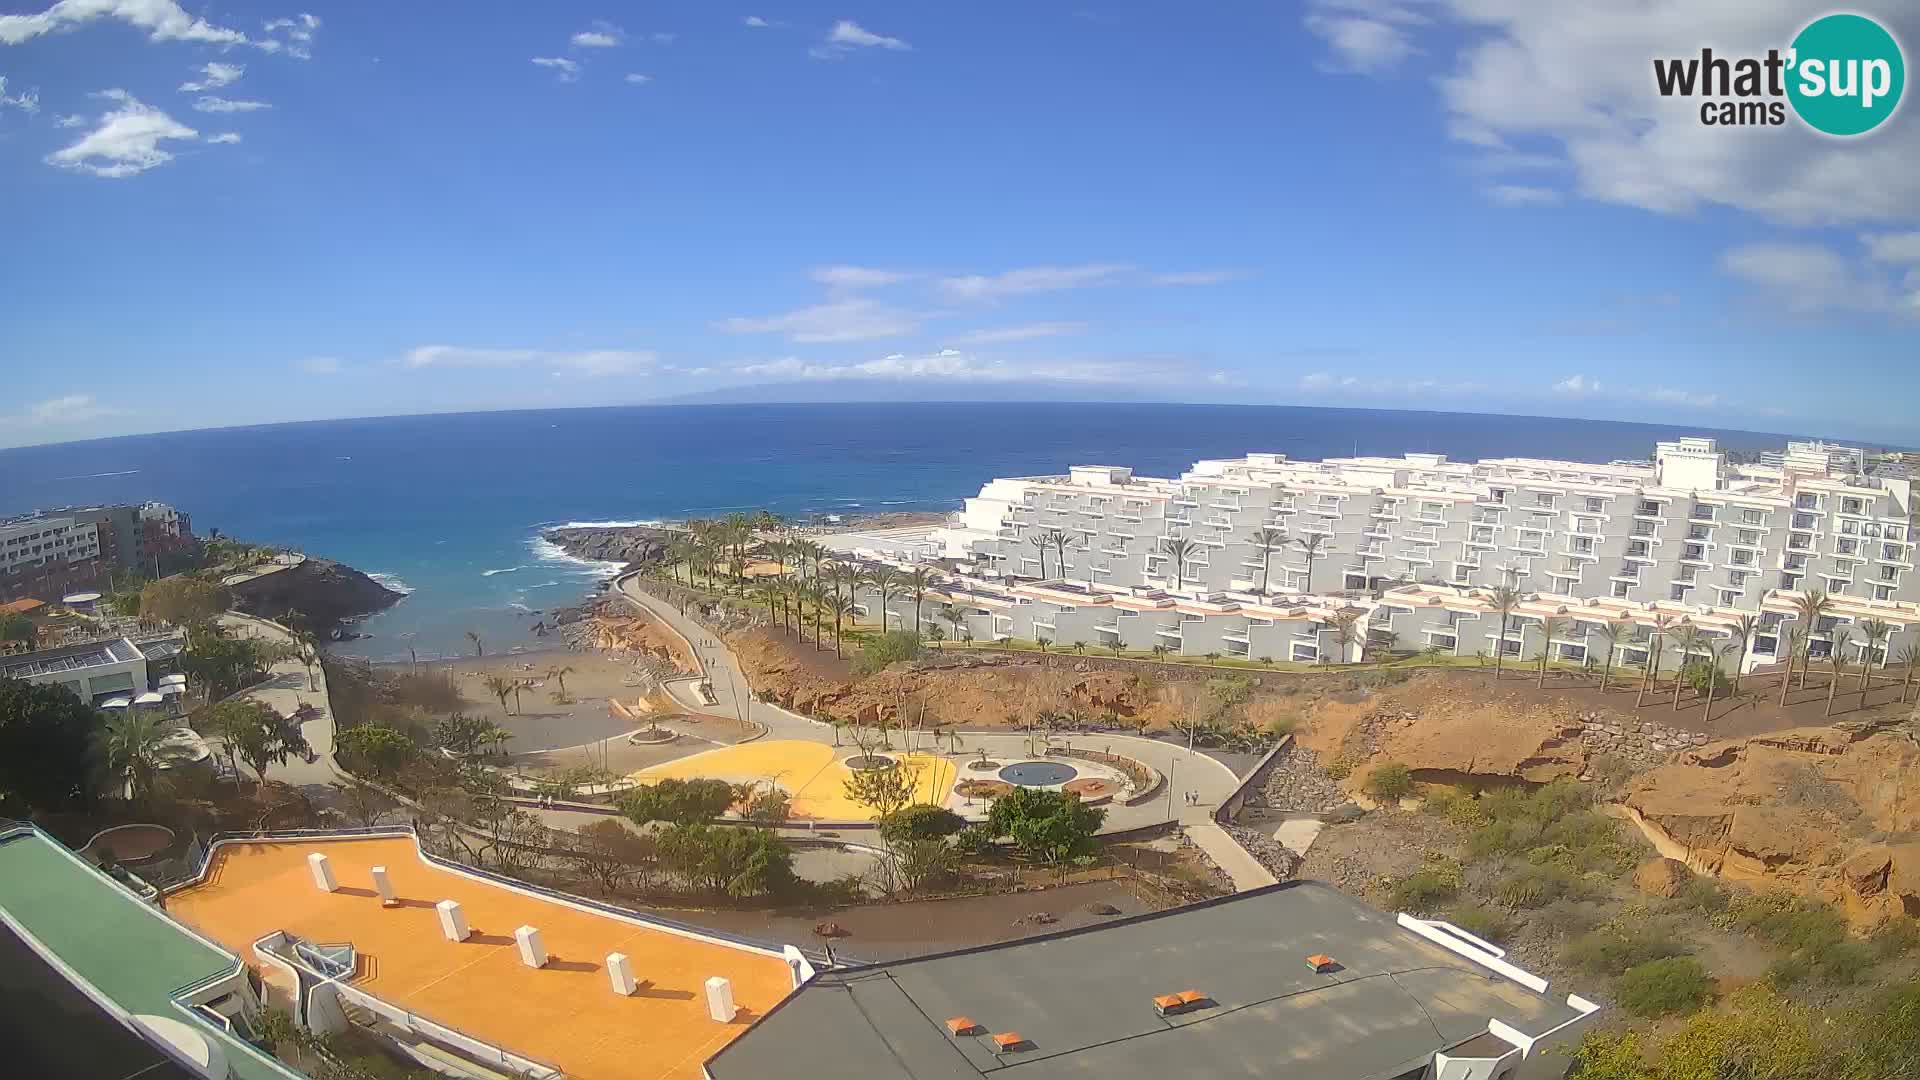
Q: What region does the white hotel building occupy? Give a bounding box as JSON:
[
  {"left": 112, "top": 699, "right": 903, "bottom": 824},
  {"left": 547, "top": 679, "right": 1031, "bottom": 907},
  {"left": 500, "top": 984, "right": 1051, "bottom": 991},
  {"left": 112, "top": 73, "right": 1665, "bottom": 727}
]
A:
[{"left": 879, "top": 437, "right": 1919, "bottom": 672}]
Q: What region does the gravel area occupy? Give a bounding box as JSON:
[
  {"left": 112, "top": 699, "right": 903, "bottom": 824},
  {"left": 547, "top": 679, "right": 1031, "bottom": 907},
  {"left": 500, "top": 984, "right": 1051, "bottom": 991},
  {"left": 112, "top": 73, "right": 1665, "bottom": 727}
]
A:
[{"left": 1251, "top": 743, "right": 1351, "bottom": 813}]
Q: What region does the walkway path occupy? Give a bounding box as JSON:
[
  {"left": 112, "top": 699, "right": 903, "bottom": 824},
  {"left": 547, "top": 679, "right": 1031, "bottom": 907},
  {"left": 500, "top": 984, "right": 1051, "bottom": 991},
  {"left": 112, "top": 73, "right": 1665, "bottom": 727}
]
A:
[
  {"left": 212, "top": 612, "right": 339, "bottom": 791},
  {"left": 611, "top": 573, "right": 1242, "bottom": 831},
  {"left": 1183, "top": 823, "right": 1280, "bottom": 892}
]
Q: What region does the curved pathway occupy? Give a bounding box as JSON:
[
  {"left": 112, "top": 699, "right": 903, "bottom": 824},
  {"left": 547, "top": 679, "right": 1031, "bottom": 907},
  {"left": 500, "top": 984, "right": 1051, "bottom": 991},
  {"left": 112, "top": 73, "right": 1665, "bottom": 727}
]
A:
[{"left": 611, "top": 573, "right": 1240, "bottom": 831}]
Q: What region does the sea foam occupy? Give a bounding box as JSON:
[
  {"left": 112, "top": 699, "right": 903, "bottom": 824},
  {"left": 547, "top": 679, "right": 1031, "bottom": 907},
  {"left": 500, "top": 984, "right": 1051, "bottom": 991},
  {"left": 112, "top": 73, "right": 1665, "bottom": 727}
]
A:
[
  {"left": 367, "top": 572, "right": 417, "bottom": 596},
  {"left": 480, "top": 566, "right": 523, "bottom": 577}
]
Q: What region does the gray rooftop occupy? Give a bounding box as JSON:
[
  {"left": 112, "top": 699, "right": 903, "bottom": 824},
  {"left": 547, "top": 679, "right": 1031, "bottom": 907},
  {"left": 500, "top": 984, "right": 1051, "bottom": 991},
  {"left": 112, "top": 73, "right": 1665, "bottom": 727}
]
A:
[
  {"left": 706, "top": 881, "right": 1581, "bottom": 1080},
  {"left": 0, "top": 637, "right": 143, "bottom": 679}
]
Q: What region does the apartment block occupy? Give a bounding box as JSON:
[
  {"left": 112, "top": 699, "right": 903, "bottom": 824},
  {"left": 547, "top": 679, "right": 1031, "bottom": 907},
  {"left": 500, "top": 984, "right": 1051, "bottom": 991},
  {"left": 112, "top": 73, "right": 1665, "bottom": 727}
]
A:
[{"left": 926, "top": 436, "right": 1917, "bottom": 673}]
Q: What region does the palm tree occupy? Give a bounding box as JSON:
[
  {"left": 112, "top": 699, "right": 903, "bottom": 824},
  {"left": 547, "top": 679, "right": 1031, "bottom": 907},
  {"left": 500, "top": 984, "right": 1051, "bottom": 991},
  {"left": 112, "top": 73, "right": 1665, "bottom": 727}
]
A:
[
  {"left": 1670, "top": 624, "right": 1704, "bottom": 711},
  {"left": 667, "top": 534, "right": 697, "bottom": 585},
  {"left": 1247, "top": 526, "right": 1288, "bottom": 594},
  {"left": 1487, "top": 584, "right": 1521, "bottom": 681},
  {"left": 1855, "top": 618, "right": 1892, "bottom": 694},
  {"left": 1727, "top": 613, "right": 1760, "bottom": 697},
  {"left": 1157, "top": 536, "right": 1201, "bottom": 591},
  {"left": 806, "top": 582, "right": 830, "bottom": 651},
  {"left": 827, "top": 593, "right": 854, "bottom": 658},
  {"left": 291, "top": 627, "right": 320, "bottom": 691},
  {"left": 1329, "top": 610, "right": 1362, "bottom": 665},
  {"left": 546, "top": 665, "right": 575, "bottom": 697},
  {"left": 1026, "top": 533, "right": 1051, "bottom": 579},
  {"left": 1895, "top": 642, "right": 1920, "bottom": 703},
  {"left": 100, "top": 710, "right": 171, "bottom": 806},
  {"left": 751, "top": 582, "right": 781, "bottom": 626},
  {"left": 1825, "top": 634, "right": 1852, "bottom": 717},
  {"left": 1292, "top": 533, "right": 1329, "bottom": 594},
  {"left": 465, "top": 630, "right": 485, "bottom": 658},
  {"left": 1536, "top": 616, "right": 1562, "bottom": 686},
  {"left": 942, "top": 603, "right": 968, "bottom": 644},
  {"left": 868, "top": 566, "right": 902, "bottom": 632},
  {"left": 903, "top": 566, "right": 936, "bottom": 635},
  {"left": 1639, "top": 614, "right": 1673, "bottom": 708},
  {"left": 1702, "top": 642, "right": 1731, "bottom": 721},
  {"left": 1790, "top": 589, "right": 1831, "bottom": 690},
  {"left": 482, "top": 674, "right": 515, "bottom": 714},
  {"left": 1593, "top": 620, "right": 1626, "bottom": 692},
  {"left": 1779, "top": 626, "right": 1808, "bottom": 708}
]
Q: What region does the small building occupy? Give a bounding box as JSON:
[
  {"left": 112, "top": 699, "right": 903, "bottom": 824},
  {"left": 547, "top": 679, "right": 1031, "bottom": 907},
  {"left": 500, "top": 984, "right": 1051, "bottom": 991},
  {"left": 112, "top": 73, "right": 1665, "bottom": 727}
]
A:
[
  {"left": 0, "top": 822, "right": 291, "bottom": 1080},
  {"left": 706, "top": 880, "right": 1599, "bottom": 1080},
  {"left": 0, "top": 636, "right": 149, "bottom": 704}
]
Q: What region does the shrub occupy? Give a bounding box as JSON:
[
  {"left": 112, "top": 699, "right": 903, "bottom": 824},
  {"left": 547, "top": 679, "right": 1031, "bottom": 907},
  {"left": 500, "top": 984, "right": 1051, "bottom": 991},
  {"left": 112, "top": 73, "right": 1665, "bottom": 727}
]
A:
[
  {"left": 1678, "top": 660, "right": 1731, "bottom": 697},
  {"left": 1616, "top": 956, "right": 1714, "bottom": 1018},
  {"left": 1565, "top": 926, "right": 1689, "bottom": 977},
  {"left": 1869, "top": 916, "right": 1920, "bottom": 961},
  {"left": 951, "top": 824, "right": 993, "bottom": 857},
  {"left": 1446, "top": 904, "right": 1512, "bottom": 945},
  {"left": 1671, "top": 876, "right": 1730, "bottom": 916},
  {"left": 622, "top": 778, "right": 738, "bottom": 825},
  {"left": 984, "top": 787, "right": 1105, "bottom": 864},
  {"left": 1364, "top": 762, "right": 1415, "bottom": 800},
  {"left": 878, "top": 804, "right": 966, "bottom": 845},
  {"left": 1495, "top": 862, "right": 1581, "bottom": 909},
  {"left": 852, "top": 630, "right": 924, "bottom": 675},
  {"left": 1389, "top": 857, "right": 1464, "bottom": 914}
]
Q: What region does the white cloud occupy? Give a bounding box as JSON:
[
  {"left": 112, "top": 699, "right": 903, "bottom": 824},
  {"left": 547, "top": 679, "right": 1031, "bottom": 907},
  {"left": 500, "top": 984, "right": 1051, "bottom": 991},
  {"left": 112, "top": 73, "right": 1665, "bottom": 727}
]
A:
[
  {"left": 192, "top": 95, "right": 269, "bottom": 113},
  {"left": 261, "top": 13, "right": 318, "bottom": 58},
  {"left": 624, "top": 73, "right": 652, "bottom": 85},
  {"left": 0, "top": 74, "right": 36, "bottom": 114},
  {"left": 938, "top": 263, "right": 1131, "bottom": 301},
  {"left": 403, "top": 345, "right": 658, "bottom": 377},
  {"left": 571, "top": 21, "right": 623, "bottom": 48},
  {"left": 1303, "top": 0, "right": 1430, "bottom": 73},
  {"left": 735, "top": 349, "right": 1170, "bottom": 385},
  {"left": 206, "top": 131, "right": 240, "bottom": 144},
  {"left": 810, "top": 265, "right": 914, "bottom": 290},
  {"left": 1296, "top": 371, "right": 1481, "bottom": 396},
  {"left": 946, "top": 323, "right": 1087, "bottom": 346},
  {"left": 1147, "top": 269, "right": 1239, "bottom": 286},
  {"left": 813, "top": 19, "right": 909, "bottom": 58},
  {"left": 531, "top": 56, "right": 581, "bottom": 82},
  {"left": 1864, "top": 232, "right": 1920, "bottom": 264},
  {"left": 54, "top": 112, "right": 83, "bottom": 127},
  {"left": 297, "top": 356, "right": 341, "bottom": 375},
  {"left": 179, "top": 61, "right": 242, "bottom": 92},
  {"left": 1431, "top": 2, "right": 1920, "bottom": 228},
  {"left": 1486, "top": 184, "right": 1561, "bottom": 206},
  {"left": 1552, "top": 374, "right": 1601, "bottom": 395},
  {"left": 9, "top": 394, "right": 127, "bottom": 427},
  {"left": 1720, "top": 243, "right": 1905, "bottom": 315},
  {"left": 0, "top": 0, "right": 248, "bottom": 46},
  {"left": 717, "top": 298, "right": 920, "bottom": 343},
  {"left": 744, "top": 16, "right": 772, "bottom": 28},
  {"left": 46, "top": 90, "right": 196, "bottom": 178}
]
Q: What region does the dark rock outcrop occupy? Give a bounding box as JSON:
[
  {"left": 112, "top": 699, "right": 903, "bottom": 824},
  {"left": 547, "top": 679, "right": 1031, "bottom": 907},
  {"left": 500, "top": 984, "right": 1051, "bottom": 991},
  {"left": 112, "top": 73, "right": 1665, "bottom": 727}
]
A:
[
  {"left": 228, "top": 557, "right": 404, "bottom": 631},
  {"left": 542, "top": 525, "right": 676, "bottom": 572}
]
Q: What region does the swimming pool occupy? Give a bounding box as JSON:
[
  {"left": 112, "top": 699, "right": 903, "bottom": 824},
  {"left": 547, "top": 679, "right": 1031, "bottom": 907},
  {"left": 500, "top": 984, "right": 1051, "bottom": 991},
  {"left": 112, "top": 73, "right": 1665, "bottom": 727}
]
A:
[{"left": 998, "top": 761, "right": 1079, "bottom": 786}]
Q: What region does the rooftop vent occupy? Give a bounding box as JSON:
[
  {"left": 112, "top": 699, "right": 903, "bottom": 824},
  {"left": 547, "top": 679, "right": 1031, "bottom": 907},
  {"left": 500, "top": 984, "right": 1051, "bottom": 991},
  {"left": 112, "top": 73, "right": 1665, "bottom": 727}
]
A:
[
  {"left": 945, "top": 1017, "right": 984, "bottom": 1037},
  {"left": 991, "top": 1032, "right": 1031, "bottom": 1053},
  {"left": 1307, "top": 954, "right": 1338, "bottom": 974},
  {"left": 1153, "top": 990, "right": 1213, "bottom": 1017}
]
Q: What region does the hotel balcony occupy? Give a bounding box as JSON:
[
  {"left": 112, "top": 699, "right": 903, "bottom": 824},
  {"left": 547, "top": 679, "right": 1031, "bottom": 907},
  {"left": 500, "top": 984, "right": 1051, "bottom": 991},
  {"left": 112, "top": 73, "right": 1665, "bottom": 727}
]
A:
[
  {"left": 1155, "top": 626, "right": 1183, "bottom": 639},
  {"left": 1222, "top": 629, "right": 1250, "bottom": 643}
]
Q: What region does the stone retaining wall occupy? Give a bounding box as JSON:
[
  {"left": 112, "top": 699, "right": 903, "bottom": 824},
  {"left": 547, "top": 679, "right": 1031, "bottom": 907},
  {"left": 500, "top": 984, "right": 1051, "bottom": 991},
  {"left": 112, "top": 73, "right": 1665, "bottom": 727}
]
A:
[{"left": 1576, "top": 712, "right": 1712, "bottom": 767}]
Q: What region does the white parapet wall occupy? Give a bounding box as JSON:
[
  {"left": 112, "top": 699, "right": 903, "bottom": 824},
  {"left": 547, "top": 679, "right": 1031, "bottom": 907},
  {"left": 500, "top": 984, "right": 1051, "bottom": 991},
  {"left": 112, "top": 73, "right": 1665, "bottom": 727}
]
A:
[{"left": 307, "top": 853, "right": 337, "bottom": 893}]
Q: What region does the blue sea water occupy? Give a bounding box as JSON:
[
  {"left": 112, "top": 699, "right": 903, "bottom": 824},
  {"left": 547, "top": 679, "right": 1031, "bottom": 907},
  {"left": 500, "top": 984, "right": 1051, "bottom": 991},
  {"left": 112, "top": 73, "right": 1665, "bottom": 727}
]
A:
[{"left": 0, "top": 402, "right": 1804, "bottom": 661}]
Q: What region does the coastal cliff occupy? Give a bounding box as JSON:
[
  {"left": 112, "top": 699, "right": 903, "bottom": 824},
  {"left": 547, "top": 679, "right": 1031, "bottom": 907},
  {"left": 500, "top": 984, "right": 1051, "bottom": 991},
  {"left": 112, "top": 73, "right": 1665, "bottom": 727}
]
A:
[
  {"left": 228, "top": 557, "right": 405, "bottom": 631},
  {"left": 543, "top": 525, "right": 677, "bottom": 572}
]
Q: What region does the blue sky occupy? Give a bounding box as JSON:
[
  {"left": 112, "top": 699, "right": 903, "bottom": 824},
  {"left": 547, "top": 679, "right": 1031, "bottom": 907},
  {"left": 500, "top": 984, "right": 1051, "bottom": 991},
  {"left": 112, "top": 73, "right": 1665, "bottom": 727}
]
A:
[{"left": 1, "top": 1, "right": 1916, "bottom": 449}]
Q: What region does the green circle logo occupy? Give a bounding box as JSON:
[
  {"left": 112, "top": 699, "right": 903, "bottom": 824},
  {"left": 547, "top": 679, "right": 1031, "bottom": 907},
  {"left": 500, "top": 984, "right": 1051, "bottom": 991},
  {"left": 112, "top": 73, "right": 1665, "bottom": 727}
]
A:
[{"left": 1787, "top": 13, "right": 1905, "bottom": 136}]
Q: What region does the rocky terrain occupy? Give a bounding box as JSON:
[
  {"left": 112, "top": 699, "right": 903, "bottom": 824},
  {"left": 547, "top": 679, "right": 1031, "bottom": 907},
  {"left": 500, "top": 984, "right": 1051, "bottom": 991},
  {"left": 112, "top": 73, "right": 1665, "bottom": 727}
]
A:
[
  {"left": 542, "top": 524, "right": 677, "bottom": 572},
  {"left": 1620, "top": 717, "right": 1920, "bottom": 923},
  {"left": 228, "top": 557, "right": 404, "bottom": 633}
]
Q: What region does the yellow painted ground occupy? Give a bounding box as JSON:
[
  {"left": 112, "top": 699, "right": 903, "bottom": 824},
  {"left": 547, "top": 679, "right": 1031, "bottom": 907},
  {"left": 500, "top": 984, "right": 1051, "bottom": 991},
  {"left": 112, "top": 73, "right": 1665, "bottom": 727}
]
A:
[
  {"left": 629, "top": 740, "right": 957, "bottom": 821},
  {"left": 168, "top": 837, "right": 792, "bottom": 1080}
]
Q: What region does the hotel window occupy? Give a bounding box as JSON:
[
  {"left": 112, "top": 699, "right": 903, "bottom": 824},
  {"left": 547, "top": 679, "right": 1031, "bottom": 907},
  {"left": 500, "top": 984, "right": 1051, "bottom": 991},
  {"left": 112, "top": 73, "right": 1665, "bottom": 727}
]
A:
[
  {"left": 1682, "top": 543, "right": 1704, "bottom": 561},
  {"left": 1843, "top": 497, "right": 1864, "bottom": 514},
  {"left": 1882, "top": 565, "right": 1899, "bottom": 582},
  {"left": 1793, "top": 513, "right": 1817, "bottom": 529},
  {"left": 1876, "top": 585, "right": 1896, "bottom": 601},
  {"left": 1612, "top": 581, "right": 1631, "bottom": 598},
  {"left": 1889, "top": 526, "right": 1905, "bottom": 541},
  {"left": 1638, "top": 501, "right": 1661, "bottom": 515},
  {"left": 1742, "top": 509, "right": 1765, "bottom": 525},
  {"left": 1837, "top": 538, "right": 1859, "bottom": 555},
  {"left": 1671, "top": 584, "right": 1690, "bottom": 601},
  {"left": 1720, "top": 589, "right": 1740, "bottom": 606},
  {"left": 1781, "top": 572, "right": 1801, "bottom": 590},
  {"left": 1736, "top": 529, "right": 1760, "bottom": 546},
  {"left": 1841, "top": 519, "right": 1860, "bottom": 535},
  {"left": 1586, "top": 497, "right": 1605, "bottom": 512},
  {"left": 1535, "top": 492, "right": 1556, "bottom": 508}
]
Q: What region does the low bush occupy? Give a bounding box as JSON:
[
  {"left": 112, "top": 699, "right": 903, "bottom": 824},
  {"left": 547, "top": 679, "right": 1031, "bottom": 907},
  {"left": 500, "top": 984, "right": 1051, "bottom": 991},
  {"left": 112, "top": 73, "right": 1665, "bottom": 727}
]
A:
[
  {"left": 1670, "top": 876, "right": 1730, "bottom": 916},
  {"left": 1446, "top": 904, "right": 1512, "bottom": 945},
  {"left": 1616, "top": 956, "right": 1714, "bottom": 1018},
  {"left": 1365, "top": 762, "right": 1415, "bottom": 800},
  {"left": 1495, "top": 862, "right": 1582, "bottom": 910},
  {"left": 1389, "top": 857, "right": 1464, "bottom": 913},
  {"left": 1565, "top": 926, "right": 1690, "bottom": 977},
  {"left": 852, "top": 630, "right": 924, "bottom": 676}
]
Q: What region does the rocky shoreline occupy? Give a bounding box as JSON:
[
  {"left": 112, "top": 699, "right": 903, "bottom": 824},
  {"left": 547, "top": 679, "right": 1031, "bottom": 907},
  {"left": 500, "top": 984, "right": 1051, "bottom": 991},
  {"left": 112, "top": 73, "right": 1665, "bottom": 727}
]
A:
[
  {"left": 540, "top": 510, "right": 950, "bottom": 576},
  {"left": 228, "top": 556, "right": 405, "bottom": 635}
]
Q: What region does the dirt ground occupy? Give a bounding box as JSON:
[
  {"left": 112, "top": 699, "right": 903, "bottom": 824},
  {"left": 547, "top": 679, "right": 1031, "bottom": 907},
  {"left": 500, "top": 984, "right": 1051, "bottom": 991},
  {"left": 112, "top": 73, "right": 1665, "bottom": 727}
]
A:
[
  {"left": 398, "top": 649, "right": 668, "bottom": 752},
  {"left": 672, "top": 879, "right": 1165, "bottom": 963}
]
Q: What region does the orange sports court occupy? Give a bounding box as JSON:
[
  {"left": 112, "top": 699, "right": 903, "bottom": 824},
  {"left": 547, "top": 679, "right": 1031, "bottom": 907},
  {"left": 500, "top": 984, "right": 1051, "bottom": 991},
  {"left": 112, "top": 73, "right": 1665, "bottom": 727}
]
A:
[{"left": 167, "top": 836, "right": 796, "bottom": 1080}]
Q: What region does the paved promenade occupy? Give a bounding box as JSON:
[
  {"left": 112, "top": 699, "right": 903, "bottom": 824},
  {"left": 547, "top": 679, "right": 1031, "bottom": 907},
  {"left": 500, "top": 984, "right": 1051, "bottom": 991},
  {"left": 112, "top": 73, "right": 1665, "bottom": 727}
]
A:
[{"left": 213, "top": 611, "right": 339, "bottom": 791}]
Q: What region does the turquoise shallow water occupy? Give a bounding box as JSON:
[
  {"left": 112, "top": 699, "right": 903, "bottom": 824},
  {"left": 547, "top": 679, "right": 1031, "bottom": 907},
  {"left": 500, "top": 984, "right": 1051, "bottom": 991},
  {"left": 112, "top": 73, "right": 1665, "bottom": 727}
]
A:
[{"left": 0, "top": 402, "right": 1799, "bottom": 661}]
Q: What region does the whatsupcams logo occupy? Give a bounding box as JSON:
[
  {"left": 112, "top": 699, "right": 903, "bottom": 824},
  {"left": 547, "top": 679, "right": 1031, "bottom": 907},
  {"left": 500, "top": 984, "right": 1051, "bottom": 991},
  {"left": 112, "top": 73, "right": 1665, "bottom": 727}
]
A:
[{"left": 1653, "top": 12, "right": 1905, "bottom": 135}]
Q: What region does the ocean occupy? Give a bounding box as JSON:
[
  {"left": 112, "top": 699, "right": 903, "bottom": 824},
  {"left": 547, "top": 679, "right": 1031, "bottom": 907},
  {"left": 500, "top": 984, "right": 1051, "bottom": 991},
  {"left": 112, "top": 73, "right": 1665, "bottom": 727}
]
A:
[{"left": 0, "top": 402, "right": 1805, "bottom": 662}]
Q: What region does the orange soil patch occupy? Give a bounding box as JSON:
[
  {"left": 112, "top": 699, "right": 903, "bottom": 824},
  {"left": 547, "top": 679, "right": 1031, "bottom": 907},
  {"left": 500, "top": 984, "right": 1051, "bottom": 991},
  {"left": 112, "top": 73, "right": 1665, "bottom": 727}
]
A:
[{"left": 168, "top": 837, "right": 793, "bottom": 1080}]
